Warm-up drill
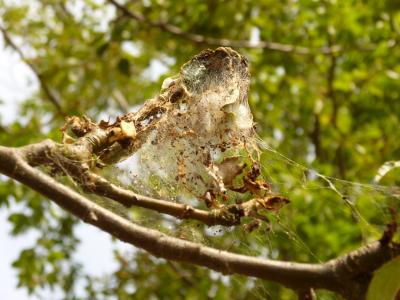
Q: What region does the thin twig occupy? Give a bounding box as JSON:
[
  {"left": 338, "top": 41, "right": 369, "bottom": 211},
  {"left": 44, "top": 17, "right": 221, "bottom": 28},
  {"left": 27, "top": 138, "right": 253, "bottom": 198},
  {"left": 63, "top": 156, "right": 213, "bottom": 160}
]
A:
[
  {"left": 167, "top": 261, "right": 195, "bottom": 287},
  {"left": 15, "top": 139, "right": 250, "bottom": 227},
  {"left": 107, "top": 0, "right": 341, "bottom": 55},
  {"left": 0, "top": 26, "right": 65, "bottom": 116},
  {"left": 112, "top": 89, "right": 130, "bottom": 113}
]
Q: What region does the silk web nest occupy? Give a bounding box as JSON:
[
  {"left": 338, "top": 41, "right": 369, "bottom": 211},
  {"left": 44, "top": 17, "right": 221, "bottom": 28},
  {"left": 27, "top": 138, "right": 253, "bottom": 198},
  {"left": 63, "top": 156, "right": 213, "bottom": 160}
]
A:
[{"left": 129, "top": 48, "right": 263, "bottom": 207}]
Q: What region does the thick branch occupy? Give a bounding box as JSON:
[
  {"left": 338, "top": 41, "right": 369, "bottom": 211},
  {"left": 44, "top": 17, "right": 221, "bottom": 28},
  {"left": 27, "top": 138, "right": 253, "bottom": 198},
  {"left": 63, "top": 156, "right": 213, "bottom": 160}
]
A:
[
  {"left": 0, "top": 145, "right": 398, "bottom": 299},
  {"left": 107, "top": 0, "right": 340, "bottom": 55},
  {"left": 0, "top": 25, "right": 65, "bottom": 115}
]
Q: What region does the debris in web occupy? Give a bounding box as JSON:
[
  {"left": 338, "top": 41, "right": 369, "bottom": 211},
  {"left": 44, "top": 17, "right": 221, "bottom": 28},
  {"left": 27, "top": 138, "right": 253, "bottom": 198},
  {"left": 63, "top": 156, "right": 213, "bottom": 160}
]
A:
[
  {"left": 58, "top": 48, "right": 290, "bottom": 232},
  {"left": 58, "top": 47, "right": 399, "bottom": 285},
  {"left": 60, "top": 47, "right": 399, "bottom": 244},
  {"left": 115, "top": 47, "right": 290, "bottom": 225}
]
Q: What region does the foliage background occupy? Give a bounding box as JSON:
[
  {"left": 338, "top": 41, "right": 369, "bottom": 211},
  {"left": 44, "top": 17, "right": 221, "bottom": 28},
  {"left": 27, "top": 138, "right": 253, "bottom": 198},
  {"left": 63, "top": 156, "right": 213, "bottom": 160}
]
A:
[{"left": 1, "top": 0, "right": 400, "bottom": 299}]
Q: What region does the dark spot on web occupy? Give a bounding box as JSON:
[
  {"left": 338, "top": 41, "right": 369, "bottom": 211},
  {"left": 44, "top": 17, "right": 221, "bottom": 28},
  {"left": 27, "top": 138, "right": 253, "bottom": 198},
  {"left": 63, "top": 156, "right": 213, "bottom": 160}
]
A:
[{"left": 170, "top": 87, "right": 184, "bottom": 103}]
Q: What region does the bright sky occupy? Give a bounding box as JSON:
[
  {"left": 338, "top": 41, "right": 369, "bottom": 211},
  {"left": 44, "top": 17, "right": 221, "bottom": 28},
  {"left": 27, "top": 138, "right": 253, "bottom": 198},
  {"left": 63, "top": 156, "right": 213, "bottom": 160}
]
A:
[{"left": 0, "top": 31, "right": 132, "bottom": 300}]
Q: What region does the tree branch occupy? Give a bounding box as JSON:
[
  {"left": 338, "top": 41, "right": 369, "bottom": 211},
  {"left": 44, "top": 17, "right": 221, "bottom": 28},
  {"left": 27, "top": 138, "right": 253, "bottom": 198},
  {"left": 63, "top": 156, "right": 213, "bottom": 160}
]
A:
[
  {"left": 166, "top": 261, "right": 196, "bottom": 287},
  {"left": 107, "top": 0, "right": 341, "bottom": 55},
  {"left": 112, "top": 89, "right": 130, "bottom": 113},
  {"left": 4, "top": 47, "right": 287, "bottom": 228},
  {"left": 0, "top": 25, "right": 65, "bottom": 116},
  {"left": 8, "top": 138, "right": 273, "bottom": 227},
  {"left": 108, "top": 0, "right": 399, "bottom": 57},
  {"left": 0, "top": 144, "right": 398, "bottom": 299}
]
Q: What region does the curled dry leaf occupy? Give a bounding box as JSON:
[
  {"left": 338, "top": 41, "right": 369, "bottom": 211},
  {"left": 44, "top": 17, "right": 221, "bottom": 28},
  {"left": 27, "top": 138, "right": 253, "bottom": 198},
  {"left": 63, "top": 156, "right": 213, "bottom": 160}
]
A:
[
  {"left": 206, "top": 163, "right": 227, "bottom": 193},
  {"left": 216, "top": 156, "right": 247, "bottom": 187},
  {"left": 61, "top": 115, "right": 96, "bottom": 142},
  {"left": 109, "top": 121, "right": 137, "bottom": 143},
  {"left": 241, "top": 196, "right": 290, "bottom": 225},
  {"left": 244, "top": 219, "right": 261, "bottom": 233},
  {"left": 259, "top": 196, "right": 290, "bottom": 212}
]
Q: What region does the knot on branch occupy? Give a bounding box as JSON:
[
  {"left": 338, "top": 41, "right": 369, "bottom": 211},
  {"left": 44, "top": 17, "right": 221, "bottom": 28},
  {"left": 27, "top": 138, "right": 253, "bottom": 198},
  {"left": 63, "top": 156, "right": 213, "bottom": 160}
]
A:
[{"left": 210, "top": 204, "right": 244, "bottom": 226}]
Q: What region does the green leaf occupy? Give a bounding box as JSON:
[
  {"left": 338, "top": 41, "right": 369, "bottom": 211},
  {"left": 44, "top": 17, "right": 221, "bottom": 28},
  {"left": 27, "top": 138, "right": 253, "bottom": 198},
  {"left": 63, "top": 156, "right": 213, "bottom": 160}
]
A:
[
  {"left": 337, "top": 106, "right": 352, "bottom": 134},
  {"left": 367, "top": 257, "right": 400, "bottom": 300},
  {"left": 8, "top": 212, "right": 30, "bottom": 235}
]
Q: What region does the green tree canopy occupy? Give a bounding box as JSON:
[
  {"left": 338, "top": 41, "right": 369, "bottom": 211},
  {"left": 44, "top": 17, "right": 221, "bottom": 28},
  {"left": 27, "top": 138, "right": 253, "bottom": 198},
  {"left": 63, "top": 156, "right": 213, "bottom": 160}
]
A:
[{"left": 0, "top": 0, "right": 399, "bottom": 299}]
